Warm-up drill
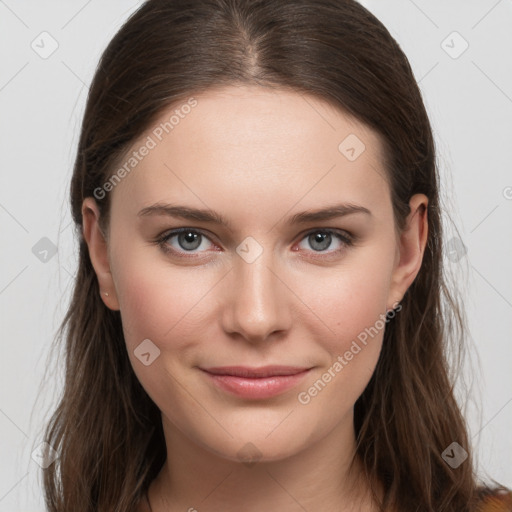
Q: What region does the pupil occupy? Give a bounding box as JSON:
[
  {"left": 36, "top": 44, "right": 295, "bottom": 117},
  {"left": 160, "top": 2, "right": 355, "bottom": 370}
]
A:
[
  {"left": 180, "top": 231, "right": 200, "bottom": 250},
  {"left": 310, "top": 231, "right": 330, "bottom": 251}
]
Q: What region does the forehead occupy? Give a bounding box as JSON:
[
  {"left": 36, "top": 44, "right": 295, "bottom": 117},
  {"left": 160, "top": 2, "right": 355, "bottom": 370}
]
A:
[{"left": 109, "top": 85, "right": 390, "bottom": 220}]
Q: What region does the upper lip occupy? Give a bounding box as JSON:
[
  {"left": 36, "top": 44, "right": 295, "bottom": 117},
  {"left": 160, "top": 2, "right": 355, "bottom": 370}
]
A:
[{"left": 200, "top": 366, "right": 311, "bottom": 378}]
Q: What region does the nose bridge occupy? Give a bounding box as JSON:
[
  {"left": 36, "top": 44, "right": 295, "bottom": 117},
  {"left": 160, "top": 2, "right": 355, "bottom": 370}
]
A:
[{"left": 223, "top": 241, "right": 290, "bottom": 341}]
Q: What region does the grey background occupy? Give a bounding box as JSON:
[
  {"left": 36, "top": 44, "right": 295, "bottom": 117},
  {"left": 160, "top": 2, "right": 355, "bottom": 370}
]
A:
[{"left": 0, "top": 1, "right": 511, "bottom": 510}]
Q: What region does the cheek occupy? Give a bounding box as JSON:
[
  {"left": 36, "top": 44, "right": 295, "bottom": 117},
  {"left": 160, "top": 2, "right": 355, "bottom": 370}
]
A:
[
  {"left": 296, "top": 250, "right": 395, "bottom": 349},
  {"left": 292, "top": 246, "right": 395, "bottom": 406},
  {"left": 112, "top": 250, "right": 221, "bottom": 408},
  {"left": 124, "top": 278, "right": 213, "bottom": 352},
  {"left": 111, "top": 242, "right": 218, "bottom": 356}
]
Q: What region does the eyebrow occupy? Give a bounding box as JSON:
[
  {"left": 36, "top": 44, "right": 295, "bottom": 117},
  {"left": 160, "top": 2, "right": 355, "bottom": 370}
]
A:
[{"left": 137, "top": 202, "right": 372, "bottom": 228}]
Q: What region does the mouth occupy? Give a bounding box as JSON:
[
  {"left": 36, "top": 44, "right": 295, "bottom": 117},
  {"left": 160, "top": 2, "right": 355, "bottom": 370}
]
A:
[{"left": 199, "top": 365, "right": 312, "bottom": 399}]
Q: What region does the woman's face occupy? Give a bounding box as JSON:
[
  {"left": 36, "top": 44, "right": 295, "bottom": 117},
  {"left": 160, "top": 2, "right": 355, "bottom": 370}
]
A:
[{"left": 84, "top": 85, "right": 427, "bottom": 463}]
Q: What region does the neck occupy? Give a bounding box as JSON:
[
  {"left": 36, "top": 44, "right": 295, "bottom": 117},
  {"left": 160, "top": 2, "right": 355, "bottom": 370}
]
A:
[{"left": 148, "top": 411, "right": 383, "bottom": 512}]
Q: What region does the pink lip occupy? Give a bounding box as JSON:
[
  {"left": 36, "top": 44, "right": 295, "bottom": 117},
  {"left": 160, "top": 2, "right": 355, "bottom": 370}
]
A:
[{"left": 200, "top": 366, "right": 312, "bottom": 399}]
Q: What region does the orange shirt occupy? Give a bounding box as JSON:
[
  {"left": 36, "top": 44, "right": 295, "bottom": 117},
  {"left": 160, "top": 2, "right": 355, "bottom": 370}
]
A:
[{"left": 477, "top": 488, "right": 512, "bottom": 511}]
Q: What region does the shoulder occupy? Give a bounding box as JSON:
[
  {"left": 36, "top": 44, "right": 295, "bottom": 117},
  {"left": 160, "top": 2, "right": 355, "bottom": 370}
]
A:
[{"left": 476, "top": 487, "right": 512, "bottom": 511}]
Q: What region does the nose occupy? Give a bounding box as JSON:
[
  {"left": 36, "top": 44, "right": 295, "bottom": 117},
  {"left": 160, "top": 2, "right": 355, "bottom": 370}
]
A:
[{"left": 221, "top": 249, "right": 292, "bottom": 343}]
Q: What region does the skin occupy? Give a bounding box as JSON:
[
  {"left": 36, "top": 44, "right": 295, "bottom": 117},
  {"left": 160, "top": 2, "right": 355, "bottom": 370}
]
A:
[{"left": 82, "top": 85, "right": 428, "bottom": 512}]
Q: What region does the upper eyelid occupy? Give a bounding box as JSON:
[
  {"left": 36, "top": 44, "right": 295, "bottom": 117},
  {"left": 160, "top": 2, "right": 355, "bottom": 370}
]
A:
[{"left": 159, "top": 227, "right": 219, "bottom": 246}]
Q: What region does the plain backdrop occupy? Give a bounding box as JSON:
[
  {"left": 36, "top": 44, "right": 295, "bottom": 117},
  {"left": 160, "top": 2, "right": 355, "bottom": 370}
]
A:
[{"left": 0, "top": 1, "right": 511, "bottom": 510}]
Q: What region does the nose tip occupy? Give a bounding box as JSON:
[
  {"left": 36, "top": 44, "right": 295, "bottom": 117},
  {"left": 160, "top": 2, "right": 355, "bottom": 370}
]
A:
[{"left": 221, "top": 256, "right": 291, "bottom": 343}]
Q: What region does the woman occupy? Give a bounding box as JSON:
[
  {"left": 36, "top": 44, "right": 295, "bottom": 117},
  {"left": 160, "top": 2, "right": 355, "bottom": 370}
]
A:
[{"left": 41, "top": 0, "right": 511, "bottom": 511}]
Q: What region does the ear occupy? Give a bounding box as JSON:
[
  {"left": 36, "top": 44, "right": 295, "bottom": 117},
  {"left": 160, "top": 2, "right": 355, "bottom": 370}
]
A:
[
  {"left": 387, "top": 193, "right": 429, "bottom": 309},
  {"left": 81, "top": 197, "right": 120, "bottom": 311}
]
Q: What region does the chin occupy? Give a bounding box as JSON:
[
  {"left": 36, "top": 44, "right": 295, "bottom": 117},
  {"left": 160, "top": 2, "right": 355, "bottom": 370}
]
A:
[
  {"left": 188, "top": 412, "right": 325, "bottom": 466},
  {"left": 208, "top": 436, "right": 306, "bottom": 465}
]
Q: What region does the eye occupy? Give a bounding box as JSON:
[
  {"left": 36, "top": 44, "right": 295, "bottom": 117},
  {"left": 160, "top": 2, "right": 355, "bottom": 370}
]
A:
[
  {"left": 156, "top": 228, "right": 215, "bottom": 256},
  {"left": 296, "top": 229, "right": 354, "bottom": 256}
]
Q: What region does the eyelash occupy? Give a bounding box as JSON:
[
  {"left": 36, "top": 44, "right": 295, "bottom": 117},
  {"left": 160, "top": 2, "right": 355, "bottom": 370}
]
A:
[{"left": 154, "top": 227, "right": 355, "bottom": 259}]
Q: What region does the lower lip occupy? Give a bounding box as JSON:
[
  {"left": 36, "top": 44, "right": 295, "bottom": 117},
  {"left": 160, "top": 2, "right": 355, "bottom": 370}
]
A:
[{"left": 201, "top": 370, "right": 311, "bottom": 400}]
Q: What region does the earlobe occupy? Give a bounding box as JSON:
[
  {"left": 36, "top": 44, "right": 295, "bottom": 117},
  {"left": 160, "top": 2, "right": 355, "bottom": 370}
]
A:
[
  {"left": 387, "top": 193, "right": 429, "bottom": 309},
  {"left": 81, "top": 197, "right": 120, "bottom": 311}
]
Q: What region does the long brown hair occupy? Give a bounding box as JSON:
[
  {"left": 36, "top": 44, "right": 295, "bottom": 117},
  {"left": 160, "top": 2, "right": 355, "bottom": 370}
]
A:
[{"left": 39, "top": 1, "right": 505, "bottom": 510}]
